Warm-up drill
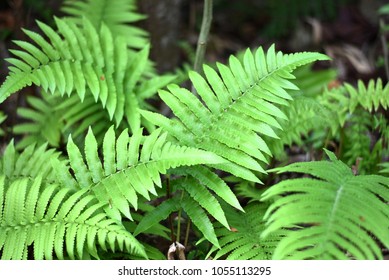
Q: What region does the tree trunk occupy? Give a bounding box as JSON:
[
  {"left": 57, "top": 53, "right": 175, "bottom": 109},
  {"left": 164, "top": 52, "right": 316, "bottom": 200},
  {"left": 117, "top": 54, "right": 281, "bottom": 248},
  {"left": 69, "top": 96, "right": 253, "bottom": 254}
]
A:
[{"left": 139, "top": 0, "right": 186, "bottom": 73}]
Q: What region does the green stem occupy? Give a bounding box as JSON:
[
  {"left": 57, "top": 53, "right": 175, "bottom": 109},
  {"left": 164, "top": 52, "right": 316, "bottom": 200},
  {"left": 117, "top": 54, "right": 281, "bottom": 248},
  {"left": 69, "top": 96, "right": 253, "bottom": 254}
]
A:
[
  {"left": 176, "top": 191, "right": 185, "bottom": 243},
  {"left": 166, "top": 175, "right": 176, "bottom": 243},
  {"left": 193, "top": 0, "right": 213, "bottom": 75},
  {"left": 184, "top": 219, "right": 191, "bottom": 248},
  {"left": 380, "top": 19, "right": 389, "bottom": 81}
]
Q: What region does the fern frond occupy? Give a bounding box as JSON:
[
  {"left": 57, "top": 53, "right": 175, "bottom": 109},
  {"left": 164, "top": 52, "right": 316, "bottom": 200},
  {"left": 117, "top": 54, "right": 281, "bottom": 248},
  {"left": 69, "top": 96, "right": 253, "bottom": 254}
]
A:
[
  {"left": 342, "top": 111, "right": 379, "bottom": 173},
  {"left": 61, "top": 126, "right": 227, "bottom": 220},
  {"left": 134, "top": 197, "right": 179, "bottom": 236},
  {"left": 13, "top": 92, "right": 65, "bottom": 149},
  {"left": 269, "top": 96, "right": 335, "bottom": 159},
  {"left": 292, "top": 64, "right": 337, "bottom": 98},
  {"left": 1, "top": 140, "right": 61, "bottom": 184},
  {"left": 175, "top": 177, "right": 229, "bottom": 229},
  {"left": 141, "top": 45, "right": 329, "bottom": 182},
  {"left": 262, "top": 64, "right": 337, "bottom": 159},
  {"left": 0, "top": 176, "right": 145, "bottom": 260},
  {"left": 180, "top": 193, "right": 220, "bottom": 248},
  {"left": 62, "top": 0, "right": 148, "bottom": 50},
  {"left": 379, "top": 162, "right": 389, "bottom": 174},
  {"left": 262, "top": 150, "right": 389, "bottom": 259},
  {"left": 320, "top": 79, "right": 389, "bottom": 127},
  {"left": 208, "top": 203, "right": 282, "bottom": 260},
  {"left": 345, "top": 79, "right": 389, "bottom": 113},
  {"left": 174, "top": 166, "right": 243, "bottom": 211},
  {"left": 0, "top": 17, "right": 153, "bottom": 131}
]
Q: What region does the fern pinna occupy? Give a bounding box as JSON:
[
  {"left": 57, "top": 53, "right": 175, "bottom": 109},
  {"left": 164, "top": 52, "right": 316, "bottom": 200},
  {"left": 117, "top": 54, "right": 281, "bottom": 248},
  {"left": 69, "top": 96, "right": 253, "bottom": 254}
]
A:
[{"left": 261, "top": 150, "right": 389, "bottom": 260}]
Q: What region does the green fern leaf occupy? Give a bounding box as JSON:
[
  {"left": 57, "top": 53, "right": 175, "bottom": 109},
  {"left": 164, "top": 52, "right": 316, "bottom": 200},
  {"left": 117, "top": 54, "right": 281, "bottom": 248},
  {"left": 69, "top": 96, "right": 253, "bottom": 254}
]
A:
[
  {"left": 134, "top": 197, "right": 179, "bottom": 236},
  {"left": 208, "top": 203, "right": 281, "bottom": 260},
  {"left": 61, "top": 0, "right": 148, "bottom": 50},
  {"left": 176, "top": 166, "right": 243, "bottom": 211},
  {"left": 180, "top": 194, "right": 220, "bottom": 248},
  {"left": 62, "top": 127, "right": 227, "bottom": 220},
  {"left": 262, "top": 150, "right": 389, "bottom": 259},
  {"left": 14, "top": 92, "right": 64, "bottom": 148},
  {"left": 0, "top": 17, "right": 155, "bottom": 131},
  {"left": 0, "top": 176, "right": 145, "bottom": 259},
  {"left": 346, "top": 79, "right": 389, "bottom": 112},
  {"left": 1, "top": 140, "right": 61, "bottom": 185},
  {"left": 176, "top": 177, "right": 230, "bottom": 229},
  {"left": 141, "top": 45, "right": 328, "bottom": 182}
]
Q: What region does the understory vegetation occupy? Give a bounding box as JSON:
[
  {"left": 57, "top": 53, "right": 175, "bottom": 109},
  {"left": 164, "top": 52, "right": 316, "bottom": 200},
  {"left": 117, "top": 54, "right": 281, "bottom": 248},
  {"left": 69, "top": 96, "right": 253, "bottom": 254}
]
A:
[{"left": 0, "top": 0, "right": 388, "bottom": 260}]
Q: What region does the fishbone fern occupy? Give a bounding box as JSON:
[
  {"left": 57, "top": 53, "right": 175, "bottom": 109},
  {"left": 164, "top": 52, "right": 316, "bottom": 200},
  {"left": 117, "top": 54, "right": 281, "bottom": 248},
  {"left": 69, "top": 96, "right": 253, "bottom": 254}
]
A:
[
  {"left": 261, "top": 150, "right": 389, "bottom": 260},
  {"left": 56, "top": 126, "right": 227, "bottom": 221},
  {"left": 61, "top": 0, "right": 148, "bottom": 51},
  {"left": 13, "top": 92, "right": 65, "bottom": 149},
  {"left": 0, "top": 17, "right": 163, "bottom": 132},
  {"left": 141, "top": 46, "right": 329, "bottom": 182},
  {"left": 1, "top": 141, "right": 60, "bottom": 184},
  {"left": 4, "top": 0, "right": 382, "bottom": 260},
  {"left": 318, "top": 79, "right": 389, "bottom": 173},
  {"left": 0, "top": 175, "right": 145, "bottom": 260},
  {"left": 134, "top": 168, "right": 244, "bottom": 248},
  {"left": 207, "top": 203, "right": 283, "bottom": 260}
]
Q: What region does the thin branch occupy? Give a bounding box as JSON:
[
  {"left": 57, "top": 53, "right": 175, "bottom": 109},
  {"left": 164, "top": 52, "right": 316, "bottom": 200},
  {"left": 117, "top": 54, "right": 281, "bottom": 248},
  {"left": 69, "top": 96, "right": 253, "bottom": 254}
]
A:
[
  {"left": 176, "top": 190, "right": 185, "bottom": 243},
  {"left": 184, "top": 219, "right": 191, "bottom": 248},
  {"left": 193, "top": 0, "right": 213, "bottom": 75},
  {"left": 380, "top": 19, "right": 389, "bottom": 81},
  {"left": 166, "top": 176, "right": 176, "bottom": 243}
]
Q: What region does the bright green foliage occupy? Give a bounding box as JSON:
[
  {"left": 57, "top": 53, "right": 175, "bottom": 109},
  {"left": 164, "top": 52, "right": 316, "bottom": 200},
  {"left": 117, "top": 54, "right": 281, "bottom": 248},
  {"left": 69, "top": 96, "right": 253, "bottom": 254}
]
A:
[
  {"left": 0, "top": 175, "right": 145, "bottom": 260},
  {"left": 345, "top": 79, "right": 389, "bottom": 113},
  {"left": 1, "top": 0, "right": 387, "bottom": 261},
  {"left": 60, "top": 126, "right": 227, "bottom": 221},
  {"left": 261, "top": 150, "right": 389, "bottom": 260},
  {"left": 269, "top": 96, "right": 334, "bottom": 159},
  {"left": 319, "top": 79, "right": 389, "bottom": 174},
  {"left": 320, "top": 79, "right": 389, "bottom": 127},
  {"left": 0, "top": 15, "right": 175, "bottom": 141},
  {"left": 266, "top": 64, "right": 337, "bottom": 159},
  {"left": 134, "top": 167, "right": 244, "bottom": 247},
  {"left": 142, "top": 46, "right": 329, "bottom": 182},
  {"left": 14, "top": 92, "right": 64, "bottom": 149},
  {"left": 61, "top": 0, "right": 148, "bottom": 50},
  {"left": 380, "top": 162, "right": 389, "bottom": 175},
  {"left": 0, "top": 17, "right": 166, "bottom": 132},
  {"left": 208, "top": 203, "right": 283, "bottom": 260},
  {"left": 291, "top": 64, "right": 337, "bottom": 97},
  {"left": 1, "top": 141, "right": 60, "bottom": 184},
  {"left": 0, "top": 15, "right": 139, "bottom": 126},
  {"left": 134, "top": 198, "right": 180, "bottom": 237},
  {"left": 342, "top": 111, "right": 382, "bottom": 173}
]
